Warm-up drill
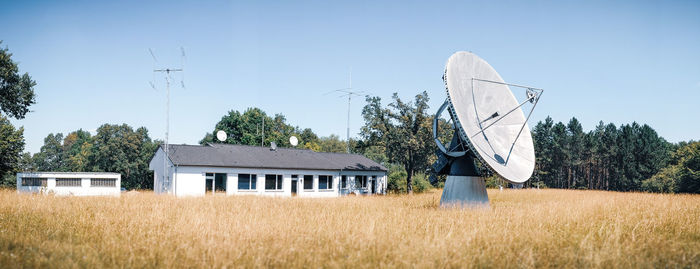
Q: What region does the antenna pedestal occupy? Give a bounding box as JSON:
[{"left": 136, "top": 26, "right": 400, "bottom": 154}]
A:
[
  {"left": 440, "top": 176, "right": 489, "bottom": 208},
  {"left": 439, "top": 154, "right": 489, "bottom": 208}
]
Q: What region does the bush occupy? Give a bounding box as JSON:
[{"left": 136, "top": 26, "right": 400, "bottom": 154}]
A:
[
  {"left": 642, "top": 141, "right": 699, "bottom": 194},
  {"left": 411, "top": 173, "right": 432, "bottom": 193},
  {"left": 386, "top": 167, "right": 432, "bottom": 194},
  {"left": 641, "top": 166, "right": 679, "bottom": 193},
  {"left": 485, "top": 176, "right": 501, "bottom": 189},
  {"left": 1, "top": 172, "right": 16, "bottom": 188},
  {"left": 387, "top": 169, "right": 407, "bottom": 194}
]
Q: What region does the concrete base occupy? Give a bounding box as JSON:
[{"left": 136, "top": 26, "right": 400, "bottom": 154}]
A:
[{"left": 440, "top": 176, "right": 489, "bottom": 208}]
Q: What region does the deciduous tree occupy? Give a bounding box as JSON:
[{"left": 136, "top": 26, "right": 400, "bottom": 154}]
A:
[{"left": 0, "top": 41, "right": 36, "bottom": 119}]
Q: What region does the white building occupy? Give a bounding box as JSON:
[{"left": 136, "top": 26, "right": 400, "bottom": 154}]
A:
[
  {"left": 16, "top": 172, "right": 121, "bottom": 196},
  {"left": 149, "top": 143, "right": 388, "bottom": 197}
]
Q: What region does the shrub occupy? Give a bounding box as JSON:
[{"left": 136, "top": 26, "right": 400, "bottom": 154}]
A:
[
  {"left": 411, "top": 173, "right": 432, "bottom": 193},
  {"left": 485, "top": 176, "right": 502, "bottom": 189},
  {"left": 642, "top": 166, "right": 679, "bottom": 193},
  {"left": 386, "top": 168, "right": 432, "bottom": 194},
  {"left": 387, "top": 169, "right": 407, "bottom": 194},
  {"left": 643, "top": 141, "right": 699, "bottom": 194}
]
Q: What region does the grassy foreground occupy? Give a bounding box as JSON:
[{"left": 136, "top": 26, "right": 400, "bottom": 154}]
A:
[{"left": 0, "top": 189, "right": 698, "bottom": 268}]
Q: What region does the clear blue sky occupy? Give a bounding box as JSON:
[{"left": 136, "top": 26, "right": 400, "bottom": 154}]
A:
[{"left": 2, "top": 0, "right": 699, "bottom": 154}]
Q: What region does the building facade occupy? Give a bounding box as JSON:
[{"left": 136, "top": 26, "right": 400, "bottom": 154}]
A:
[
  {"left": 149, "top": 144, "right": 388, "bottom": 197},
  {"left": 16, "top": 172, "right": 121, "bottom": 196}
]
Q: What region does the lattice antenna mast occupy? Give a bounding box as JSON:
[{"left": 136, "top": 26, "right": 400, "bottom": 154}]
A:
[
  {"left": 325, "top": 68, "right": 365, "bottom": 153},
  {"left": 149, "top": 47, "right": 185, "bottom": 194}
]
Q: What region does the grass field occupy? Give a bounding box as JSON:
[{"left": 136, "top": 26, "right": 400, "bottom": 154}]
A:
[{"left": 0, "top": 189, "right": 698, "bottom": 268}]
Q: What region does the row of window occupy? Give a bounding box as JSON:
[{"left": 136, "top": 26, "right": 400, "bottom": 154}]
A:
[
  {"left": 21, "top": 177, "right": 117, "bottom": 187},
  {"left": 234, "top": 174, "right": 374, "bottom": 190}
]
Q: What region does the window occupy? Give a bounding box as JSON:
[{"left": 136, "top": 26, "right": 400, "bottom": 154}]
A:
[
  {"left": 318, "top": 175, "right": 333, "bottom": 190},
  {"left": 265, "top": 174, "right": 283, "bottom": 190},
  {"left": 56, "top": 178, "right": 82, "bottom": 187},
  {"left": 91, "top": 178, "right": 116, "bottom": 187},
  {"left": 355, "top": 175, "right": 367, "bottom": 188},
  {"left": 303, "top": 175, "right": 313, "bottom": 190},
  {"left": 238, "top": 174, "right": 257, "bottom": 190},
  {"left": 22, "top": 177, "right": 46, "bottom": 187},
  {"left": 341, "top": 175, "right": 347, "bottom": 189}
]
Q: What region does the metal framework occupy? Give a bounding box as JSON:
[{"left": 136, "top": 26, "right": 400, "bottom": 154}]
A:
[
  {"left": 325, "top": 69, "right": 365, "bottom": 153},
  {"left": 432, "top": 77, "right": 543, "bottom": 170},
  {"left": 150, "top": 48, "right": 185, "bottom": 194}
]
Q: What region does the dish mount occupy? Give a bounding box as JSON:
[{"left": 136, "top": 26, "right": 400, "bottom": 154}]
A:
[{"left": 431, "top": 51, "right": 543, "bottom": 208}]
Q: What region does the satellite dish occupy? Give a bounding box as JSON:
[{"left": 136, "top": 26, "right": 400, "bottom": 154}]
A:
[
  {"left": 216, "top": 130, "right": 227, "bottom": 142},
  {"left": 289, "top": 136, "right": 299, "bottom": 147},
  {"left": 432, "top": 51, "right": 543, "bottom": 208},
  {"left": 270, "top": 141, "right": 277, "bottom": 151}
]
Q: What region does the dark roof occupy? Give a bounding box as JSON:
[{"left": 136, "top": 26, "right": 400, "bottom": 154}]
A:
[{"left": 161, "top": 143, "right": 387, "bottom": 172}]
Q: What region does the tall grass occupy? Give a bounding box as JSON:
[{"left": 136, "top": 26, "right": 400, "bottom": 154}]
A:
[{"left": 0, "top": 189, "right": 698, "bottom": 268}]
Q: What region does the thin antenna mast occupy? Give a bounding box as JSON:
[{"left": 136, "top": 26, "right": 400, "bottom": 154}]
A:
[
  {"left": 324, "top": 68, "right": 365, "bottom": 153},
  {"left": 150, "top": 48, "right": 185, "bottom": 194}
]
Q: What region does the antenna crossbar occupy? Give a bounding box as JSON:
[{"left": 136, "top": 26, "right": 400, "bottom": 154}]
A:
[
  {"left": 149, "top": 48, "right": 186, "bottom": 194},
  {"left": 324, "top": 69, "right": 365, "bottom": 153},
  {"left": 469, "top": 78, "right": 543, "bottom": 139}
]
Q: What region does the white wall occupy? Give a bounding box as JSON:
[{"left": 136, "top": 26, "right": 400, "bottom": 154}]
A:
[
  {"left": 169, "top": 166, "right": 387, "bottom": 198},
  {"left": 16, "top": 172, "right": 121, "bottom": 196},
  {"left": 149, "top": 148, "right": 175, "bottom": 195},
  {"left": 338, "top": 172, "right": 388, "bottom": 196}
]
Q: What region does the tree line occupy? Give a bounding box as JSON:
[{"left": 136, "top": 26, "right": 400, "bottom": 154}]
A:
[
  {"left": 531, "top": 117, "right": 697, "bottom": 193},
  {"left": 354, "top": 92, "right": 698, "bottom": 194},
  {"left": 0, "top": 41, "right": 696, "bottom": 193},
  {"left": 1, "top": 125, "right": 158, "bottom": 189},
  {"left": 199, "top": 107, "right": 348, "bottom": 153}
]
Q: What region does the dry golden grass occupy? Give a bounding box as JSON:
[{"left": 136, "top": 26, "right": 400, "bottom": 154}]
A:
[{"left": 0, "top": 188, "right": 698, "bottom": 268}]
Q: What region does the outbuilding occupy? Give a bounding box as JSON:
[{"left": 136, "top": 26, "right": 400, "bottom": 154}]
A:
[
  {"left": 149, "top": 143, "right": 388, "bottom": 197},
  {"left": 16, "top": 172, "right": 121, "bottom": 196}
]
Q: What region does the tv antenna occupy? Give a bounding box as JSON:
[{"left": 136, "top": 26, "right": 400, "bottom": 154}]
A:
[
  {"left": 149, "top": 47, "right": 186, "bottom": 194},
  {"left": 324, "top": 68, "right": 365, "bottom": 153}
]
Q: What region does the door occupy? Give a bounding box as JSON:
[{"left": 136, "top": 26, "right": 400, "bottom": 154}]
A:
[
  {"left": 214, "top": 173, "right": 227, "bottom": 193},
  {"left": 206, "top": 173, "right": 214, "bottom": 193},
  {"left": 370, "top": 180, "right": 376, "bottom": 194},
  {"left": 291, "top": 175, "right": 298, "bottom": 196}
]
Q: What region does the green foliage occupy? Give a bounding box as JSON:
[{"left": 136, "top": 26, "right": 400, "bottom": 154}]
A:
[
  {"left": 0, "top": 114, "right": 24, "bottom": 186},
  {"left": 676, "top": 142, "right": 699, "bottom": 193},
  {"left": 62, "top": 130, "right": 92, "bottom": 171},
  {"left": 33, "top": 133, "right": 64, "bottom": 171},
  {"left": 29, "top": 124, "right": 158, "bottom": 190},
  {"left": 641, "top": 166, "right": 679, "bottom": 193},
  {"left": 92, "top": 125, "right": 157, "bottom": 189},
  {"left": 386, "top": 165, "right": 431, "bottom": 194},
  {"left": 0, "top": 41, "right": 36, "bottom": 119},
  {"left": 532, "top": 116, "right": 671, "bottom": 192},
  {"left": 359, "top": 92, "right": 433, "bottom": 193},
  {"left": 201, "top": 107, "right": 347, "bottom": 153},
  {"left": 411, "top": 173, "right": 432, "bottom": 193},
  {"left": 643, "top": 142, "right": 699, "bottom": 194},
  {"left": 387, "top": 167, "right": 407, "bottom": 194},
  {"left": 318, "top": 135, "right": 346, "bottom": 153},
  {"left": 485, "top": 176, "right": 501, "bottom": 189}
]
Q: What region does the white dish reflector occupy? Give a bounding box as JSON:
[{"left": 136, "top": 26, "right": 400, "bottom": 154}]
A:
[
  {"left": 216, "top": 130, "right": 227, "bottom": 142},
  {"left": 444, "top": 52, "right": 536, "bottom": 183}
]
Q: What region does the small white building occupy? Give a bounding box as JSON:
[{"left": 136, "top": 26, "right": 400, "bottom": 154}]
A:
[
  {"left": 149, "top": 143, "right": 388, "bottom": 197},
  {"left": 16, "top": 172, "right": 121, "bottom": 196}
]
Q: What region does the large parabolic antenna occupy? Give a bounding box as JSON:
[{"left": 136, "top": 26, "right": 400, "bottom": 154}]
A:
[{"left": 433, "top": 51, "right": 543, "bottom": 208}]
